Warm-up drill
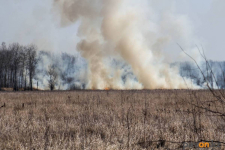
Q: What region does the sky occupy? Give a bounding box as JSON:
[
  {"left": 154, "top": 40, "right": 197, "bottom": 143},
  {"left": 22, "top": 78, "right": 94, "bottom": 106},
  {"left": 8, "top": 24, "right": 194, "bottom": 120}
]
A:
[{"left": 0, "top": 0, "right": 224, "bottom": 60}]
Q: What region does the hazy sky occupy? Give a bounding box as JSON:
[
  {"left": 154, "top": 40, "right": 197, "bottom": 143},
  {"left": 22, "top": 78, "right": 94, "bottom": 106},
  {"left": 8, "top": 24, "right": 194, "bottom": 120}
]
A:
[{"left": 0, "top": 0, "right": 224, "bottom": 60}]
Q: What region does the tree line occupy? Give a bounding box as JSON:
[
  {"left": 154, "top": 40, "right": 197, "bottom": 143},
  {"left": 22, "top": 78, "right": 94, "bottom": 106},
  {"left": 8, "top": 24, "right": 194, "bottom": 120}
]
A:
[
  {"left": 0, "top": 42, "right": 86, "bottom": 91},
  {"left": 1, "top": 42, "right": 225, "bottom": 91},
  {"left": 0, "top": 42, "right": 38, "bottom": 91},
  {"left": 174, "top": 61, "right": 225, "bottom": 89}
]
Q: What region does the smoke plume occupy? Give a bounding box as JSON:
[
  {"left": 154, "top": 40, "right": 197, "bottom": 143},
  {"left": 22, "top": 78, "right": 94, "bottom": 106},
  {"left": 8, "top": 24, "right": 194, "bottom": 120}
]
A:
[{"left": 53, "top": 0, "right": 196, "bottom": 89}]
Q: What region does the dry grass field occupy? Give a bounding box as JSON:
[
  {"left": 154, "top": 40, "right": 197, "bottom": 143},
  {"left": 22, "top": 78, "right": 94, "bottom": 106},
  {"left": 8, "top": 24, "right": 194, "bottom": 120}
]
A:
[{"left": 0, "top": 90, "right": 225, "bottom": 150}]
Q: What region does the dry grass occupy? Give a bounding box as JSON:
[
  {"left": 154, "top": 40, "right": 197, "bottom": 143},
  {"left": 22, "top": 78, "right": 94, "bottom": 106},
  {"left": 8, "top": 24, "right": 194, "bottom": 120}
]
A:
[{"left": 0, "top": 90, "right": 224, "bottom": 149}]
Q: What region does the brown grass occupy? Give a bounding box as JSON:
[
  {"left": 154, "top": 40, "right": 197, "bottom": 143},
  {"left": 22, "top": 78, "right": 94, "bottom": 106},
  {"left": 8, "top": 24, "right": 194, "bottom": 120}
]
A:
[{"left": 0, "top": 90, "right": 224, "bottom": 149}]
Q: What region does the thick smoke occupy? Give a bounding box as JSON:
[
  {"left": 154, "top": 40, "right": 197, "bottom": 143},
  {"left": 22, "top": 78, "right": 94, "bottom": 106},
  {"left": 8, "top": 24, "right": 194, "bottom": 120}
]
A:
[
  {"left": 36, "top": 51, "right": 87, "bottom": 90},
  {"left": 53, "top": 0, "right": 196, "bottom": 89}
]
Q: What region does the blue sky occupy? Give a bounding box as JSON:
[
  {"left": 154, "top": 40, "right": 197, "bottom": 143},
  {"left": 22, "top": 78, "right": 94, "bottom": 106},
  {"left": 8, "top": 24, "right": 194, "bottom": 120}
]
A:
[{"left": 0, "top": 0, "right": 224, "bottom": 60}]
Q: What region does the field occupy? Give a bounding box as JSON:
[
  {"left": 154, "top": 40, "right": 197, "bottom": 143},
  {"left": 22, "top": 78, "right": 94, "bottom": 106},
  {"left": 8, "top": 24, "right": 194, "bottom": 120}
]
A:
[{"left": 0, "top": 90, "right": 225, "bottom": 150}]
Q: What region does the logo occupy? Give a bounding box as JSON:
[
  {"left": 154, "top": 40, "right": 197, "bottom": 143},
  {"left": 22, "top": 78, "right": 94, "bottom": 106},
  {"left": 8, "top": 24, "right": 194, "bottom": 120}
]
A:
[{"left": 183, "top": 141, "right": 221, "bottom": 149}]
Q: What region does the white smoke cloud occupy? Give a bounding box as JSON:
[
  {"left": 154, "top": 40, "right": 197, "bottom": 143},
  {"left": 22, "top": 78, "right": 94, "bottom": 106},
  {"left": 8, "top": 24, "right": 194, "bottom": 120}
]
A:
[{"left": 53, "top": 0, "right": 199, "bottom": 89}]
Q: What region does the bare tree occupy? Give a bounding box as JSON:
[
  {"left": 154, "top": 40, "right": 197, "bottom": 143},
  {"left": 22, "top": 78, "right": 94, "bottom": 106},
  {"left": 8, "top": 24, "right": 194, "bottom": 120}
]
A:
[
  {"left": 26, "top": 45, "right": 38, "bottom": 91},
  {"left": 47, "top": 65, "right": 58, "bottom": 91},
  {"left": 9, "top": 43, "right": 22, "bottom": 91},
  {"left": 19, "top": 47, "right": 28, "bottom": 90}
]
